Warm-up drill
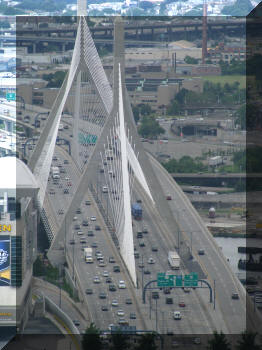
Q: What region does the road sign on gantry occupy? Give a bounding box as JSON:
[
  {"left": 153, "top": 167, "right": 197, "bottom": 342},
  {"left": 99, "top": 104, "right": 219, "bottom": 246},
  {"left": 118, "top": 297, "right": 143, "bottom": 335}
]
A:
[
  {"left": 184, "top": 273, "right": 198, "bottom": 287},
  {"left": 174, "top": 275, "right": 183, "bottom": 287},
  {"left": 157, "top": 273, "right": 174, "bottom": 287},
  {"left": 6, "top": 92, "right": 16, "bottom": 101}
]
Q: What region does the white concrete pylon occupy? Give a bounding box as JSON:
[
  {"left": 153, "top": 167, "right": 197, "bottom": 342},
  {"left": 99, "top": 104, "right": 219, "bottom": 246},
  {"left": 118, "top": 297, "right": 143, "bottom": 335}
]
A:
[{"left": 77, "top": 0, "right": 86, "bottom": 16}]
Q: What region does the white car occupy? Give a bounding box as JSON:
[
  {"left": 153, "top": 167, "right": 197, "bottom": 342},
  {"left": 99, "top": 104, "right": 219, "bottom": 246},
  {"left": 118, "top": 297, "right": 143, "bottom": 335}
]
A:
[
  {"left": 77, "top": 231, "right": 84, "bottom": 235},
  {"left": 90, "top": 216, "right": 96, "bottom": 221},
  {"left": 117, "top": 309, "right": 125, "bottom": 317},
  {"left": 148, "top": 257, "right": 155, "bottom": 264},
  {"left": 111, "top": 300, "right": 118, "bottom": 307},
  {"left": 118, "top": 280, "right": 126, "bottom": 289},
  {"left": 108, "top": 324, "right": 114, "bottom": 330},
  {"left": 73, "top": 216, "right": 78, "bottom": 221},
  {"left": 174, "top": 311, "right": 181, "bottom": 320},
  {"left": 103, "top": 271, "right": 109, "bottom": 277},
  {"left": 93, "top": 276, "right": 101, "bottom": 284}
]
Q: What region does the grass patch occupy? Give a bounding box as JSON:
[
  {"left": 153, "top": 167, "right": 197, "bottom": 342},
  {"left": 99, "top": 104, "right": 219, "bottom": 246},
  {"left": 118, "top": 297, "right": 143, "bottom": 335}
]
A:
[{"left": 202, "top": 75, "right": 246, "bottom": 88}]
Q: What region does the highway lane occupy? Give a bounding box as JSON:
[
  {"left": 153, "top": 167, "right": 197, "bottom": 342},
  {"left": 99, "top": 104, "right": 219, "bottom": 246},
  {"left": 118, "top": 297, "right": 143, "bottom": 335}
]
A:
[{"left": 147, "top": 154, "right": 259, "bottom": 333}]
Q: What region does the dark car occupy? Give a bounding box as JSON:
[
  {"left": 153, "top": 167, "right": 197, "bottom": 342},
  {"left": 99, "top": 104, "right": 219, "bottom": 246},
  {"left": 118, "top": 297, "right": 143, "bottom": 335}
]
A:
[
  {"left": 76, "top": 208, "right": 81, "bottom": 214},
  {"left": 64, "top": 159, "right": 69, "bottom": 164},
  {"left": 139, "top": 241, "right": 145, "bottom": 247},
  {"left": 82, "top": 220, "right": 89, "bottom": 226},
  {"left": 101, "top": 305, "right": 108, "bottom": 311},
  {"left": 85, "top": 289, "right": 93, "bottom": 295},
  {"left": 74, "top": 224, "right": 81, "bottom": 230},
  {"left": 113, "top": 265, "right": 120, "bottom": 273},
  {"left": 144, "top": 270, "right": 151, "bottom": 275},
  {"left": 130, "top": 313, "right": 136, "bottom": 320},
  {"left": 137, "top": 232, "right": 143, "bottom": 239},
  {"left": 166, "top": 297, "right": 173, "bottom": 304},
  {"left": 163, "top": 287, "right": 171, "bottom": 294},
  {"left": 109, "top": 257, "right": 115, "bottom": 263},
  {"left": 73, "top": 320, "right": 80, "bottom": 326},
  {"left": 106, "top": 277, "right": 112, "bottom": 284},
  {"left": 152, "top": 246, "right": 158, "bottom": 252},
  {"left": 63, "top": 188, "right": 69, "bottom": 194},
  {"left": 125, "top": 298, "right": 132, "bottom": 305},
  {"left": 136, "top": 199, "right": 142, "bottom": 203},
  {"left": 134, "top": 252, "right": 140, "bottom": 259},
  {"left": 99, "top": 292, "right": 107, "bottom": 299},
  {"left": 69, "top": 239, "right": 75, "bottom": 245},
  {"left": 85, "top": 200, "right": 91, "bottom": 205},
  {"left": 95, "top": 225, "right": 101, "bottom": 231},
  {"left": 152, "top": 292, "right": 159, "bottom": 299},
  {"left": 198, "top": 249, "right": 205, "bottom": 255},
  {"left": 109, "top": 284, "right": 117, "bottom": 292},
  {"left": 91, "top": 242, "right": 98, "bottom": 248},
  {"left": 87, "top": 231, "right": 94, "bottom": 237},
  {"left": 232, "top": 293, "right": 239, "bottom": 300},
  {"left": 142, "top": 227, "right": 148, "bottom": 234}
]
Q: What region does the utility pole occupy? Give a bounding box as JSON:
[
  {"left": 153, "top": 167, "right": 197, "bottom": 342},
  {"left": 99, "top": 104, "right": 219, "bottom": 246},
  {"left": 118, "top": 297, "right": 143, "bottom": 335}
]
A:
[{"left": 202, "top": 0, "right": 208, "bottom": 64}]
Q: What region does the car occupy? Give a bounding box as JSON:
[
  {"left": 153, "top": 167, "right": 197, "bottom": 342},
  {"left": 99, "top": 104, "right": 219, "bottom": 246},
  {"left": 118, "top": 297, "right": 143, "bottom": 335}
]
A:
[
  {"left": 58, "top": 209, "right": 64, "bottom": 215},
  {"left": 109, "top": 284, "right": 117, "bottom": 292},
  {"left": 85, "top": 289, "right": 93, "bottom": 295},
  {"left": 134, "top": 252, "right": 140, "bottom": 259},
  {"left": 117, "top": 310, "right": 125, "bottom": 317},
  {"left": 198, "top": 249, "right": 205, "bottom": 255},
  {"left": 95, "top": 225, "right": 101, "bottom": 231},
  {"left": 139, "top": 241, "right": 145, "bottom": 247},
  {"left": 109, "top": 257, "right": 115, "bottom": 263},
  {"left": 80, "top": 238, "right": 87, "bottom": 244},
  {"left": 136, "top": 199, "right": 142, "bottom": 203},
  {"left": 82, "top": 220, "right": 89, "bottom": 226},
  {"left": 64, "top": 125, "right": 69, "bottom": 130},
  {"left": 91, "top": 242, "right": 98, "bottom": 248},
  {"left": 63, "top": 188, "right": 69, "bottom": 194},
  {"left": 95, "top": 251, "right": 102, "bottom": 257},
  {"left": 137, "top": 232, "right": 143, "bottom": 239},
  {"left": 60, "top": 168, "right": 66, "bottom": 174},
  {"left": 73, "top": 320, "right": 80, "bottom": 326},
  {"left": 118, "top": 319, "right": 129, "bottom": 326},
  {"left": 173, "top": 311, "right": 181, "bottom": 320},
  {"left": 93, "top": 276, "right": 101, "bottom": 284},
  {"left": 108, "top": 324, "right": 115, "bottom": 331},
  {"left": 76, "top": 208, "right": 81, "bottom": 214},
  {"left": 166, "top": 195, "right": 172, "bottom": 200},
  {"left": 142, "top": 226, "right": 148, "bottom": 233},
  {"left": 87, "top": 231, "right": 94, "bottom": 237},
  {"left": 85, "top": 200, "right": 91, "bottom": 205},
  {"left": 148, "top": 257, "right": 155, "bottom": 264},
  {"left": 53, "top": 156, "right": 58, "bottom": 161},
  {"left": 49, "top": 189, "right": 55, "bottom": 194},
  {"left": 166, "top": 298, "right": 173, "bottom": 304},
  {"left": 73, "top": 216, "right": 78, "bottom": 221},
  {"left": 99, "top": 292, "right": 107, "bottom": 299},
  {"left": 101, "top": 305, "right": 108, "bottom": 311},
  {"left": 144, "top": 270, "right": 151, "bottom": 275},
  {"left": 99, "top": 168, "right": 104, "bottom": 173},
  {"left": 183, "top": 288, "right": 190, "bottom": 293},
  {"left": 113, "top": 265, "right": 120, "bottom": 273},
  {"left": 152, "top": 246, "right": 158, "bottom": 252},
  {"left": 232, "top": 293, "right": 239, "bottom": 300},
  {"left": 152, "top": 292, "right": 159, "bottom": 300},
  {"left": 130, "top": 313, "right": 136, "bottom": 319},
  {"left": 74, "top": 224, "right": 81, "bottom": 230},
  {"left": 77, "top": 231, "right": 84, "bottom": 235},
  {"left": 118, "top": 280, "right": 126, "bottom": 289},
  {"left": 64, "top": 159, "right": 69, "bottom": 164},
  {"left": 112, "top": 300, "right": 119, "bottom": 307},
  {"left": 90, "top": 216, "right": 96, "bottom": 221},
  {"left": 179, "top": 301, "right": 186, "bottom": 307},
  {"left": 69, "top": 239, "right": 75, "bottom": 245},
  {"left": 125, "top": 298, "right": 132, "bottom": 305},
  {"left": 103, "top": 271, "right": 109, "bottom": 277},
  {"left": 163, "top": 287, "right": 171, "bottom": 294},
  {"left": 98, "top": 261, "right": 106, "bottom": 267},
  {"left": 106, "top": 277, "right": 112, "bottom": 283},
  {"left": 193, "top": 338, "right": 201, "bottom": 345}
]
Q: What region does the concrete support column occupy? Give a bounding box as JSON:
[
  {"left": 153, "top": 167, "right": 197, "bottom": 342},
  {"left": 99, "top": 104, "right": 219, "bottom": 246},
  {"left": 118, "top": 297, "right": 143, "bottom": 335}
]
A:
[{"left": 32, "top": 43, "right": 36, "bottom": 53}]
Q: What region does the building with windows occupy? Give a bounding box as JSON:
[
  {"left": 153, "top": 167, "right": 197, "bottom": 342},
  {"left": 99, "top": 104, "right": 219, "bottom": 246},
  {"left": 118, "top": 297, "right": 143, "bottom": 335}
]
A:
[{"left": 0, "top": 157, "right": 39, "bottom": 332}]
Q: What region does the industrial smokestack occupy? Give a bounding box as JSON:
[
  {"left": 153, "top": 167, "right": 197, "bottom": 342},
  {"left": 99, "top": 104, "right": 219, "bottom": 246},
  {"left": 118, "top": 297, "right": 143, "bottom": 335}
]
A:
[{"left": 202, "top": 0, "right": 207, "bottom": 64}]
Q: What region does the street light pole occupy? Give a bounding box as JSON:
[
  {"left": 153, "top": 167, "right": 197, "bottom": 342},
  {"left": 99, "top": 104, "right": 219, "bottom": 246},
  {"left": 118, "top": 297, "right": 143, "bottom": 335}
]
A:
[
  {"left": 155, "top": 298, "right": 158, "bottom": 332},
  {"left": 141, "top": 255, "right": 144, "bottom": 296}
]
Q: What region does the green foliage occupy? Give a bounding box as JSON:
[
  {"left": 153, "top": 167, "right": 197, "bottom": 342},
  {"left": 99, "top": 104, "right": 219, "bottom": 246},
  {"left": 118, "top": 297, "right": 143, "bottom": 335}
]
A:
[
  {"left": 133, "top": 104, "right": 153, "bottom": 123},
  {"left": 163, "top": 156, "right": 207, "bottom": 173},
  {"left": 222, "top": 0, "right": 253, "bottom": 16},
  {"left": 184, "top": 55, "right": 199, "bottom": 64},
  {"left": 43, "top": 71, "right": 67, "bottom": 88},
  {"left": 82, "top": 323, "right": 103, "bottom": 350},
  {"left": 219, "top": 59, "right": 246, "bottom": 75},
  {"left": 207, "top": 331, "right": 231, "bottom": 350},
  {"left": 236, "top": 331, "right": 261, "bottom": 350},
  {"left": 136, "top": 333, "right": 158, "bottom": 350},
  {"left": 110, "top": 332, "right": 130, "bottom": 350},
  {"left": 33, "top": 256, "right": 45, "bottom": 276},
  {"left": 138, "top": 116, "right": 165, "bottom": 138}
]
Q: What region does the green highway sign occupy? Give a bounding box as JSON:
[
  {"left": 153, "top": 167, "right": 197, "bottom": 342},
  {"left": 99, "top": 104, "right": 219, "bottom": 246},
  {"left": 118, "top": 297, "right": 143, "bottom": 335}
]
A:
[
  {"left": 157, "top": 273, "right": 174, "bottom": 287},
  {"left": 184, "top": 273, "right": 198, "bottom": 287},
  {"left": 6, "top": 92, "right": 16, "bottom": 101},
  {"left": 174, "top": 275, "right": 183, "bottom": 287}
]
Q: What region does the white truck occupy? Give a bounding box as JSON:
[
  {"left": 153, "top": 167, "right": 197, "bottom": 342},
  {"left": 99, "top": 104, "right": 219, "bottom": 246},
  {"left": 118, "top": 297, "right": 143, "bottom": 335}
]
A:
[
  {"left": 208, "top": 156, "right": 223, "bottom": 167},
  {"left": 168, "top": 251, "right": 180, "bottom": 270},
  {"left": 84, "top": 248, "right": 93, "bottom": 263},
  {"left": 51, "top": 166, "right": 60, "bottom": 179}
]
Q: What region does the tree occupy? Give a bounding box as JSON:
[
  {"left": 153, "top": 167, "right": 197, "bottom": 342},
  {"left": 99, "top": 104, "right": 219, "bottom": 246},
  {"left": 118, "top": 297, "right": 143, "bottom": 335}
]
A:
[
  {"left": 110, "top": 332, "right": 130, "bottom": 350},
  {"left": 207, "top": 331, "right": 231, "bottom": 350},
  {"left": 236, "top": 330, "right": 261, "bottom": 350},
  {"left": 138, "top": 116, "right": 165, "bottom": 138},
  {"left": 82, "top": 323, "right": 103, "bottom": 350},
  {"left": 184, "top": 55, "right": 199, "bottom": 64},
  {"left": 136, "top": 333, "right": 157, "bottom": 350},
  {"left": 234, "top": 105, "right": 246, "bottom": 130},
  {"left": 222, "top": 0, "right": 253, "bottom": 16}
]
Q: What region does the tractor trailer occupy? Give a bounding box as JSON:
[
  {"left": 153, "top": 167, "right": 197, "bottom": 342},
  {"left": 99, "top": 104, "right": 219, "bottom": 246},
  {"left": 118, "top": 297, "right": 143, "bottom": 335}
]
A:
[
  {"left": 168, "top": 251, "right": 180, "bottom": 270},
  {"left": 84, "top": 248, "right": 93, "bottom": 263}
]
